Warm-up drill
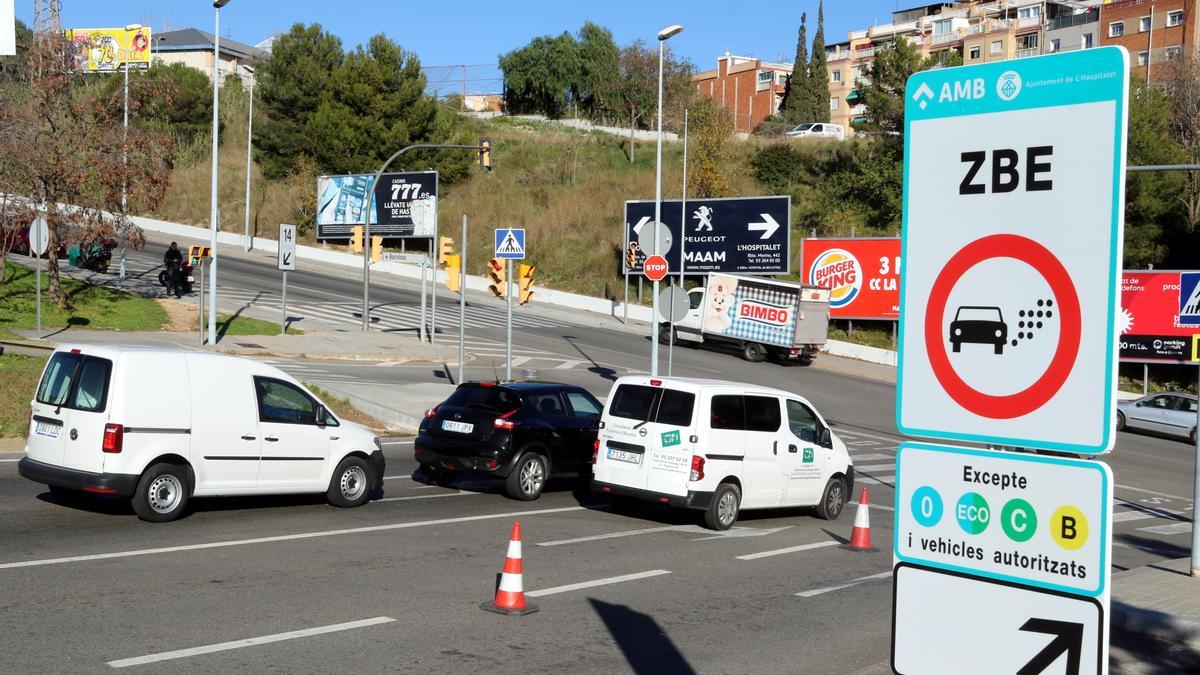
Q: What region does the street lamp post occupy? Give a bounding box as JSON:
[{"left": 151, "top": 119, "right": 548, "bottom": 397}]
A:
[
  {"left": 651, "top": 23, "right": 683, "bottom": 377},
  {"left": 208, "top": 0, "right": 232, "bottom": 345},
  {"left": 242, "top": 65, "right": 254, "bottom": 251}
]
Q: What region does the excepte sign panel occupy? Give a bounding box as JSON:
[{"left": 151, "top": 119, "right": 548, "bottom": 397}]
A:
[{"left": 801, "top": 238, "right": 900, "bottom": 320}]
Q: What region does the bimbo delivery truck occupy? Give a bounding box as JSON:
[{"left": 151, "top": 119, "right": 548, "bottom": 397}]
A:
[{"left": 666, "top": 274, "right": 830, "bottom": 364}]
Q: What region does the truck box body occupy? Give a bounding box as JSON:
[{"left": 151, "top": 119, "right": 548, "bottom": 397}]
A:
[{"left": 676, "top": 274, "right": 829, "bottom": 360}]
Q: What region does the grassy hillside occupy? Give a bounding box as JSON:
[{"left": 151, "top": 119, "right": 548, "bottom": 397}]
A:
[{"left": 152, "top": 110, "right": 764, "bottom": 300}]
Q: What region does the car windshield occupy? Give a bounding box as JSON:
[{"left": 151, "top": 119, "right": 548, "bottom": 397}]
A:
[
  {"left": 443, "top": 385, "right": 521, "bottom": 413},
  {"left": 955, "top": 307, "right": 1002, "bottom": 322},
  {"left": 792, "top": 123, "right": 815, "bottom": 132}
]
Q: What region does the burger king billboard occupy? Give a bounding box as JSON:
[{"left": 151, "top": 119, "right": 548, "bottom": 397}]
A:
[{"left": 801, "top": 238, "right": 901, "bottom": 320}]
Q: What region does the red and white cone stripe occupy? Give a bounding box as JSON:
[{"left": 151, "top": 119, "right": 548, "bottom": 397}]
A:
[
  {"left": 845, "top": 487, "right": 876, "bottom": 551},
  {"left": 482, "top": 521, "right": 539, "bottom": 615}
]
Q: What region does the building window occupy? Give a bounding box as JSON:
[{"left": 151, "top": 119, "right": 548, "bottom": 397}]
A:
[
  {"left": 932, "top": 18, "right": 952, "bottom": 35},
  {"left": 1049, "top": 39, "right": 1060, "bottom": 53},
  {"left": 1018, "top": 6, "right": 1040, "bottom": 20},
  {"left": 1137, "top": 51, "right": 1148, "bottom": 66},
  {"left": 1017, "top": 33, "right": 1038, "bottom": 50},
  {"left": 757, "top": 70, "right": 773, "bottom": 84},
  {"left": 1168, "top": 10, "right": 1184, "bottom": 27},
  {"left": 990, "top": 40, "right": 1003, "bottom": 55},
  {"left": 1167, "top": 45, "right": 1183, "bottom": 60},
  {"left": 832, "top": 69, "right": 841, "bottom": 83},
  {"left": 1109, "top": 21, "right": 1124, "bottom": 38},
  {"left": 1083, "top": 33, "right": 1094, "bottom": 49},
  {"left": 1140, "top": 16, "right": 1151, "bottom": 32},
  {"left": 969, "top": 45, "right": 981, "bottom": 59},
  {"left": 830, "top": 96, "right": 840, "bottom": 111}
]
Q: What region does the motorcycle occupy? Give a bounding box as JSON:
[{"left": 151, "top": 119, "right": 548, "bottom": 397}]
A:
[
  {"left": 76, "top": 241, "right": 115, "bottom": 273},
  {"left": 157, "top": 261, "right": 194, "bottom": 297}
]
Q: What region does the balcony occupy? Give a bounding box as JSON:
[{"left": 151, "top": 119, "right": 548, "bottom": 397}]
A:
[
  {"left": 930, "top": 31, "right": 965, "bottom": 46},
  {"left": 1046, "top": 11, "right": 1098, "bottom": 32},
  {"left": 826, "top": 50, "right": 851, "bottom": 62},
  {"left": 969, "top": 18, "right": 1014, "bottom": 35},
  {"left": 1018, "top": 16, "right": 1041, "bottom": 29},
  {"left": 1015, "top": 47, "right": 1038, "bottom": 58}
]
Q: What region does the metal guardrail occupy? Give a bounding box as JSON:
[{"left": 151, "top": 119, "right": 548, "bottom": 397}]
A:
[{"left": 0, "top": 339, "right": 54, "bottom": 357}]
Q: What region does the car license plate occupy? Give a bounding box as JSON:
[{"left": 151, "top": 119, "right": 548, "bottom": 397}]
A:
[
  {"left": 186, "top": 275, "right": 194, "bottom": 283},
  {"left": 442, "top": 420, "right": 474, "bottom": 434},
  {"left": 35, "top": 420, "right": 61, "bottom": 438},
  {"left": 607, "top": 448, "right": 641, "bottom": 464}
]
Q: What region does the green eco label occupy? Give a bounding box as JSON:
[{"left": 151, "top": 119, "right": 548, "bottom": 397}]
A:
[
  {"left": 802, "top": 447, "right": 814, "bottom": 463},
  {"left": 661, "top": 430, "right": 681, "bottom": 447}
]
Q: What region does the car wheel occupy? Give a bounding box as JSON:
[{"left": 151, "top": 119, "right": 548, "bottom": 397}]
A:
[
  {"left": 704, "top": 482, "right": 740, "bottom": 531},
  {"left": 658, "top": 324, "right": 673, "bottom": 345},
  {"left": 742, "top": 342, "right": 767, "bottom": 362},
  {"left": 327, "top": 455, "right": 372, "bottom": 508},
  {"left": 132, "top": 463, "right": 190, "bottom": 522},
  {"left": 505, "top": 452, "right": 548, "bottom": 501},
  {"left": 1191, "top": 428, "right": 1197, "bottom": 446},
  {"left": 1116, "top": 411, "right": 1125, "bottom": 431},
  {"left": 815, "top": 476, "right": 847, "bottom": 521}
]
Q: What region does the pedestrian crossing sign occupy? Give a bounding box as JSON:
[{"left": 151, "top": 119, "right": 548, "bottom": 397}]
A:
[
  {"left": 1179, "top": 272, "right": 1200, "bottom": 326},
  {"left": 495, "top": 228, "right": 526, "bottom": 260}
]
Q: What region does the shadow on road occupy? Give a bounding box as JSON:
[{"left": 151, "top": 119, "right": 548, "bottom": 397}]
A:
[
  {"left": 561, "top": 335, "right": 618, "bottom": 382},
  {"left": 589, "top": 599, "right": 696, "bottom": 675}
]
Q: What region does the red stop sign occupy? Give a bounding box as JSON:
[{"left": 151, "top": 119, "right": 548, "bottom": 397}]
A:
[{"left": 643, "top": 255, "right": 668, "bottom": 282}]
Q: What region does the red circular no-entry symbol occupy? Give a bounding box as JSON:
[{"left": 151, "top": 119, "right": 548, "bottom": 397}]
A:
[
  {"left": 644, "top": 255, "right": 669, "bottom": 282},
  {"left": 924, "top": 234, "right": 1082, "bottom": 420}
]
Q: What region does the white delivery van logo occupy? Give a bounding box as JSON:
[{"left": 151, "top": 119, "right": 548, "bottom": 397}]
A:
[{"left": 737, "top": 300, "right": 791, "bottom": 327}]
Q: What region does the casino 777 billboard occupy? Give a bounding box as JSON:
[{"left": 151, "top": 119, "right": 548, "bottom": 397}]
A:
[{"left": 801, "top": 238, "right": 900, "bottom": 320}]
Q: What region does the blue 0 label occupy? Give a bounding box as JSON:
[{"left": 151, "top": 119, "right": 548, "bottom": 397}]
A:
[{"left": 911, "top": 486, "right": 943, "bottom": 527}]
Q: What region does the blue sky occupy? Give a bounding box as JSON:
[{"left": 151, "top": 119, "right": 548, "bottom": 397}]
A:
[{"left": 19, "top": 0, "right": 904, "bottom": 68}]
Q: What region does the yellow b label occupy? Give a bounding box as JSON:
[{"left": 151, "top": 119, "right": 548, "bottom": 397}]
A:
[{"left": 1050, "top": 506, "right": 1088, "bottom": 551}]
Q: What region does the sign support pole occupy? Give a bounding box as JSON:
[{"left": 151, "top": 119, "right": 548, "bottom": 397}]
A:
[
  {"left": 419, "top": 249, "right": 428, "bottom": 343},
  {"left": 667, "top": 277, "right": 675, "bottom": 376},
  {"left": 35, "top": 244, "right": 41, "bottom": 339},
  {"left": 429, "top": 236, "right": 437, "bottom": 345},
  {"left": 505, "top": 259, "right": 513, "bottom": 381},
  {"left": 119, "top": 59, "right": 128, "bottom": 281},
  {"left": 623, "top": 276, "right": 629, "bottom": 324},
  {"left": 458, "top": 215, "right": 467, "bottom": 385},
  {"left": 280, "top": 270, "right": 287, "bottom": 335},
  {"left": 198, "top": 261, "right": 204, "bottom": 345},
  {"left": 1193, "top": 364, "right": 1200, "bottom": 576}
]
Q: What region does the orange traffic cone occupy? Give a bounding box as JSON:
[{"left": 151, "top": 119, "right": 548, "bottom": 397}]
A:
[
  {"left": 481, "top": 521, "right": 539, "bottom": 616},
  {"left": 841, "top": 487, "right": 879, "bottom": 552}
]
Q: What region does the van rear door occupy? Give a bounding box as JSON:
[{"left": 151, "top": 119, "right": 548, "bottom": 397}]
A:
[
  {"left": 642, "top": 387, "right": 697, "bottom": 497},
  {"left": 598, "top": 383, "right": 658, "bottom": 491},
  {"left": 27, "top": 351, "right": 114, "bottom": 474},
  {"left": 26, "top": 352, "right": 77, "bottom": 467}
]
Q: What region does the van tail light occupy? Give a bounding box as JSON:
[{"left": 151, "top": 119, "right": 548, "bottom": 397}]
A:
[
  {"left": 690, "top": 455, "right": 705, "bottom": 482},
  {"left": 650, "top": 379, "right": 662, "bottom": 386},
  {"left": 494, "top": 409, "right": 519, "bottom": 430},
  {"left": 592, "top": 439, "right": 600, "bottom": 464},
  {"left": 424, "top": 405, "right": 440, "bottom": 419},
  {"left": 102, "top": 424, "right": 124, "bottom": 453}
]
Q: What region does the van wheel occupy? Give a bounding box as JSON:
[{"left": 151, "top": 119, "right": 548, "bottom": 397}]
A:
[
  {"left": 658, "top": 324, "right": 674, "bottom": 345},
  {"left": 506, "top": 453, "right": 547, "bottom": 501},
  {"left": 742, "top": 342, "right": 767, "bottom": 362},
  {"left": 328, "top": 456, "right": 372, "bottom": 508},
  {"left": 1116, "top": 411, "right": 1125, "bottom": 431},
  {"left": 132, "top": 463, "right": 190, "bottom": 522},
  {"left": 815, "top": 477, "right": 847, "bottom": 521},
  {"left": 704, "top": 482, "right": 741, "bottom": 531}
]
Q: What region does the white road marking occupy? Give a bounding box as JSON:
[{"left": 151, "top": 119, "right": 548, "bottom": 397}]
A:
[
  {"left": 854, "top": 464, "right": 896, "bottom": 473},
  {"left": 849, "top": 453, "right": 893, "bottom": 462},
  {"left": 510, "top": 356, "right": 532, "bottom": 366},
  {"left": 554, "top": 360, "right": 587, "bottom": 369},
  {"left": 1116, "top": 484, "right": 1194, "bottom": 502},
  {"left": 0, "top": 506, "right": 586, "bottom": 571},
  {"left": 834, "top": 429, "right": 905, "bottom": 445},
  {"left": 795, "top": 571, "right": 892, "bottom": 598},
  {"left": 846, "top": 440, "right": 880, "bottom": 447},
  {"left": 1112, "top": 507, "right": 1184, "bottom": 523},
  {"left": 375, "top": 491, "right": 478, "bottom": 503},
  {"left": 0, "top": 459, "right": 20, "bottom": 463},
  {"left": 736, "top": 540, "right": 839, "bottom": 561},
  {"left": 1137, "top": 522, "right": 1193, "bottom": 536},
  {"left": 537, "top": 525, "right": 690, "bottom": 547},
  {"left": 107, "top": 616, "right": 396, "bottom": 668},
  {"left": 526, "top": 570, "right": 672, "bottom": 598},
  {"left": 380, "top": 439, "right": 415, "bottom": 445}
]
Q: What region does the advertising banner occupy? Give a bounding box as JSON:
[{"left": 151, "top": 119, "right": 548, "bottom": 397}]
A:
[
  {"left": 624, "top": 196, "right": 790, "bottom": 275},
  {"left": 1120, "top": 270, "right": 1200, "bottom": 363},
  {"left": 800, "top": 237, "right": 900, "bottom": 320},
  {"left": 316, "top": 171, "right": 438, "bottom": 240},
  {"left": 66, "top": 26, "right": 152, "bottom": 72}
]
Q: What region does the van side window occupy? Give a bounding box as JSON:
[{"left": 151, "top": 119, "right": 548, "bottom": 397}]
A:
[
  {"left": 744, "top": 396, "right": 781, "bottom": 432},
  {"left": 71, "top": 359, "right": 111, "bottom": 412},
  {"left": 710, "top": 395, "right": 746, "bottom": 430},
  {"left": 688, "top": 291, "right": 704, "bottom": 310},
  {"left": 657, "top": 389, "right": 695, "bottom": 426},
  {"left": 254, "top": 377, "right": 319, "bottom": 425},
  {"left": 37, "top": 353, "right": 81, "bottom": 406},
  {"left": 786, "top": 400, "right": 820, "bottom": 443}
]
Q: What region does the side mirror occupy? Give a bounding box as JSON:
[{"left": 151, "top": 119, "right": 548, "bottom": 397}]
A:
[
  {"left": 316, "top": 405, "right": 328, "bottom": 427},
  {"left": 1135, "top": 401, "right": 1144, "bottom": 407},
  {"left": 819, "top": 427, "right": 832, "bottom": 448}
]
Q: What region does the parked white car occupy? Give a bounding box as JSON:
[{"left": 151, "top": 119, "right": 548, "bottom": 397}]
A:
[
  {"left": 591, "top": 376, "right": 853, "bottom": 530},
  {"left": 1116, "top": 392, "right": 1198, "bottom": 444},
  {"left": 785, "top": 122, "right": 845, "bottom": 140},
  {"left": 19, "top": 345, "right": 384, "bottom": 522}
]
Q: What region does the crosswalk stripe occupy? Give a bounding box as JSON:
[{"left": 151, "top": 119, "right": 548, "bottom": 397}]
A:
[
  {"left": 855, "top": 464, "right": 895, "bottom": 473},
  {"left": 1137, "top": 522, "right": 1192, "bottom": 536},
  {"left": 849, "top": 453, "right": 893, "bottom": 462}
]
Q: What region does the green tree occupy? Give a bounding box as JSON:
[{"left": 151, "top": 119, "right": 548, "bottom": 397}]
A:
[
  {"left": 611, "top": 40, "right": 691, "bottom": 162},
  {"left": 255, "top": 23, "right": 344, "bottom": 178},
  {"left": 806, "top": 1, "right": 830, "bottom": 124},
  {"left": 99, "top": 62, "right": 214, "bottom": 146},
  {"left": 688, "top": 98, "right": 734, "bottom": 198},
  {"left": 499, "top": 32, "right": 581, "bottom": 118},
  {"left": 780, "top": 13, "right": 811, "bottom": 124},
  {"left": 576, "top": 22, "right": 619, "bottom": 121},
  {"left": 854, "top": 38, "right": 924, "bottom": 140}
]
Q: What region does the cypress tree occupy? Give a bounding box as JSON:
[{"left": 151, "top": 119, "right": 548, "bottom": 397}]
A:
[
  {"left": 808, "top": 1, "right": 830, "bottom": 123},
  {"left": 781, "top": 13, "right": 810, "bottom": 124}
]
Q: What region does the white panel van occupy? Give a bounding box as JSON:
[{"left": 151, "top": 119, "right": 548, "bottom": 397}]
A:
[
  {"left": 591, "top": 376, "right": 853, "bottom": 530},
  {"left": 19, "top": 345, "right": 384, "bottom": 522}
]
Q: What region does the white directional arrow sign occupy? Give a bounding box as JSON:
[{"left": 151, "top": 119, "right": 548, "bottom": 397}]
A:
[
  {"left": 748, "top": 213, "right": 781, "bottom": 240},
  {"left": 629, "top": 216, "right": 653, "bottom": 237}
]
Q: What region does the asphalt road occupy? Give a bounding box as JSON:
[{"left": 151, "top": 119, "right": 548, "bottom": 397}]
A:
[{"left": 3, "top": 234, "right": 1194, "bottom": 672}]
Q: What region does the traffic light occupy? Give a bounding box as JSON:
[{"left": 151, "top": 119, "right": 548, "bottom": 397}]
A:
[
  {"left": 625, "top": 242, "right": 639, "bottom": 271},
  {"left": 444, "top": 254, "right": 461, "bottom": 293},
  {"left": 518, "top": 263, "right": 535, "bottom": 305},
  {"left": 438, "top": 236, "right": 454, "bottom": 265},
  {"left": 486, "top": 257, "right": 506, "bottom": 297},
  {"left": 479, "top": 138, "right": 493, "bottom": 172},
  {"left": 188, "top": 245, "right": 211, "bottom": 266},
  {"left": 370, "top": 236, "right": 383, "bottom": 263},
  {"left": 350, "top": 226, "right": 364, "bottom": 254}
]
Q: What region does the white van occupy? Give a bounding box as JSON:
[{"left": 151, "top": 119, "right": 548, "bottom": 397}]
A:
[
  {"left": 591, "top": 376, "right": 853, "bottom": 530},
  {"left": 19, "top": 345, "right": 384, "bottom": 522},
  {"left": 785, "top": 122, "right": 845, "bottom": 140}
]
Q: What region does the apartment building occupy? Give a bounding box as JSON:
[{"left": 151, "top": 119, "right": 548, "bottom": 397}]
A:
[
  {"left": 1099, "top": 0, "right": 1199, "bottom": 82},
  {"left": 153, "top": 28, "right": 266, "bottom": 81},
  {"left": 692, "top": 54, "right": 793, "bottom": 133}
]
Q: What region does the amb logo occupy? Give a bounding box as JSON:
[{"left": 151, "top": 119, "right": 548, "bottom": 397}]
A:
[{"left": 810, "top": 249, "right": 862, "bottom": 309}]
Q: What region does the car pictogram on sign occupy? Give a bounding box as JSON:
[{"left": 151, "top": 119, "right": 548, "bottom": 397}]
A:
[{"left": 949, "top": 306, "right": 1007, "bottom": 355}]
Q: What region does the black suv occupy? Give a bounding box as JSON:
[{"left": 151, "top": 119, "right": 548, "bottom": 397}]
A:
[{"left": 414, "top": 382, "right": 604, "bottom": 500}]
